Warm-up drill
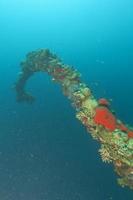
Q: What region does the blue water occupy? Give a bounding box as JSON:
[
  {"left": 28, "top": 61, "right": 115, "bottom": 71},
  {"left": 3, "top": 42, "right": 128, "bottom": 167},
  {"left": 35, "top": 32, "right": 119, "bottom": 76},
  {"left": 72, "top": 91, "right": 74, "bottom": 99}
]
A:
[{"left": 0, "top": 0, "right": 133, "bottom": 199}]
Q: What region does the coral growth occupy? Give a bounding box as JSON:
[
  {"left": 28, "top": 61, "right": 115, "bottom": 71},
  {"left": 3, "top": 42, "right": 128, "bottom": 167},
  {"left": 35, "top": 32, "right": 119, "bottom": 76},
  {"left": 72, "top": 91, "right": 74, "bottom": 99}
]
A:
[
  {"left": 93, "top": 106, "right": 116, "bottom": 131},
  {"left": 98, "top": 98, "right": 110, "bottom": 106},
  {"left": 128, "top": 131, "right": 133, "bottom": 138},
  {"left": 15, "top": 49, "right": 133, "bottom": 191},
  {"left": 117, "top": 122, "right": 128, "bottom": 132}
]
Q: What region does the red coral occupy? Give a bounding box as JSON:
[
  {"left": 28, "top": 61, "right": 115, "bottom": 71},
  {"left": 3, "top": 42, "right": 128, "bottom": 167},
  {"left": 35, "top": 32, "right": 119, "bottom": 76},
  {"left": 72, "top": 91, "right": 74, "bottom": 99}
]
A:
[
  {"left": 93, "top": 107, "right": 116, "bottom": 131},
  {"left": 128, "top": 131, "right": 133, "bottom": 138},
  {"left": 116, "top": 123, "right": 128, "bottom": 132},
  {"left": 98, "top": 98, "right": 110, "bottom": 106}
]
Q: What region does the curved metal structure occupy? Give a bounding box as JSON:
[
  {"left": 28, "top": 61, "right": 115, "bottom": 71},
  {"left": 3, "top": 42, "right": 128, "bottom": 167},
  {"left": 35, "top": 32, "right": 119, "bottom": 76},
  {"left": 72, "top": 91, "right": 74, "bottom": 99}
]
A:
[{"left": 15, "top": 49, "right": 133, "bottom": 190}]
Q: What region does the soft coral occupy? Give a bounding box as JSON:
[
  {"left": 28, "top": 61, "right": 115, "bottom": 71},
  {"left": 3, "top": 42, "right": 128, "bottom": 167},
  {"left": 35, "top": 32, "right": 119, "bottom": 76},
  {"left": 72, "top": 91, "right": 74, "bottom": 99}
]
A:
[{"left": 94, "top": 106, "right": 116, "bottom": 131}]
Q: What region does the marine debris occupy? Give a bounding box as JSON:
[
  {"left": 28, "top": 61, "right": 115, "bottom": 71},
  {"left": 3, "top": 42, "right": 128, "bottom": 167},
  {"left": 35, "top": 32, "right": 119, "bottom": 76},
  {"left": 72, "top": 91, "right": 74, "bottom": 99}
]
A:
[{"left": 15, "top": 49, "right": 133, "bottom": 190}]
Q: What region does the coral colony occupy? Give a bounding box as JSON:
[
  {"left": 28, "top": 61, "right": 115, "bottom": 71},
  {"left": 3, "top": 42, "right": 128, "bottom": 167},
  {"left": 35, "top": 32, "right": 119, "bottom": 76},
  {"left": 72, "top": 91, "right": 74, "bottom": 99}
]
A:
[{"left": 15, "top": 49, "right": 133, "bottom": 190}]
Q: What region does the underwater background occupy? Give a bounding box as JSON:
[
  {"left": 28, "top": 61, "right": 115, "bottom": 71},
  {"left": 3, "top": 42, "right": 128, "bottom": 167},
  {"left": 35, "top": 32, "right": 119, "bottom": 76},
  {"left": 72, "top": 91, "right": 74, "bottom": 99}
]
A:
[{"left": 0, "top": 0, "right": 133, "bottom": 199}]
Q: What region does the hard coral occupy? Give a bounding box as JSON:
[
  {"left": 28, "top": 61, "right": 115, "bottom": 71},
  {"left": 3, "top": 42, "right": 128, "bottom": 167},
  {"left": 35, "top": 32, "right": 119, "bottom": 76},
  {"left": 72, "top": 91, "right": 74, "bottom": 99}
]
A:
[{"left": 94, "top": 106, "right": 116, "bottom": 131}]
